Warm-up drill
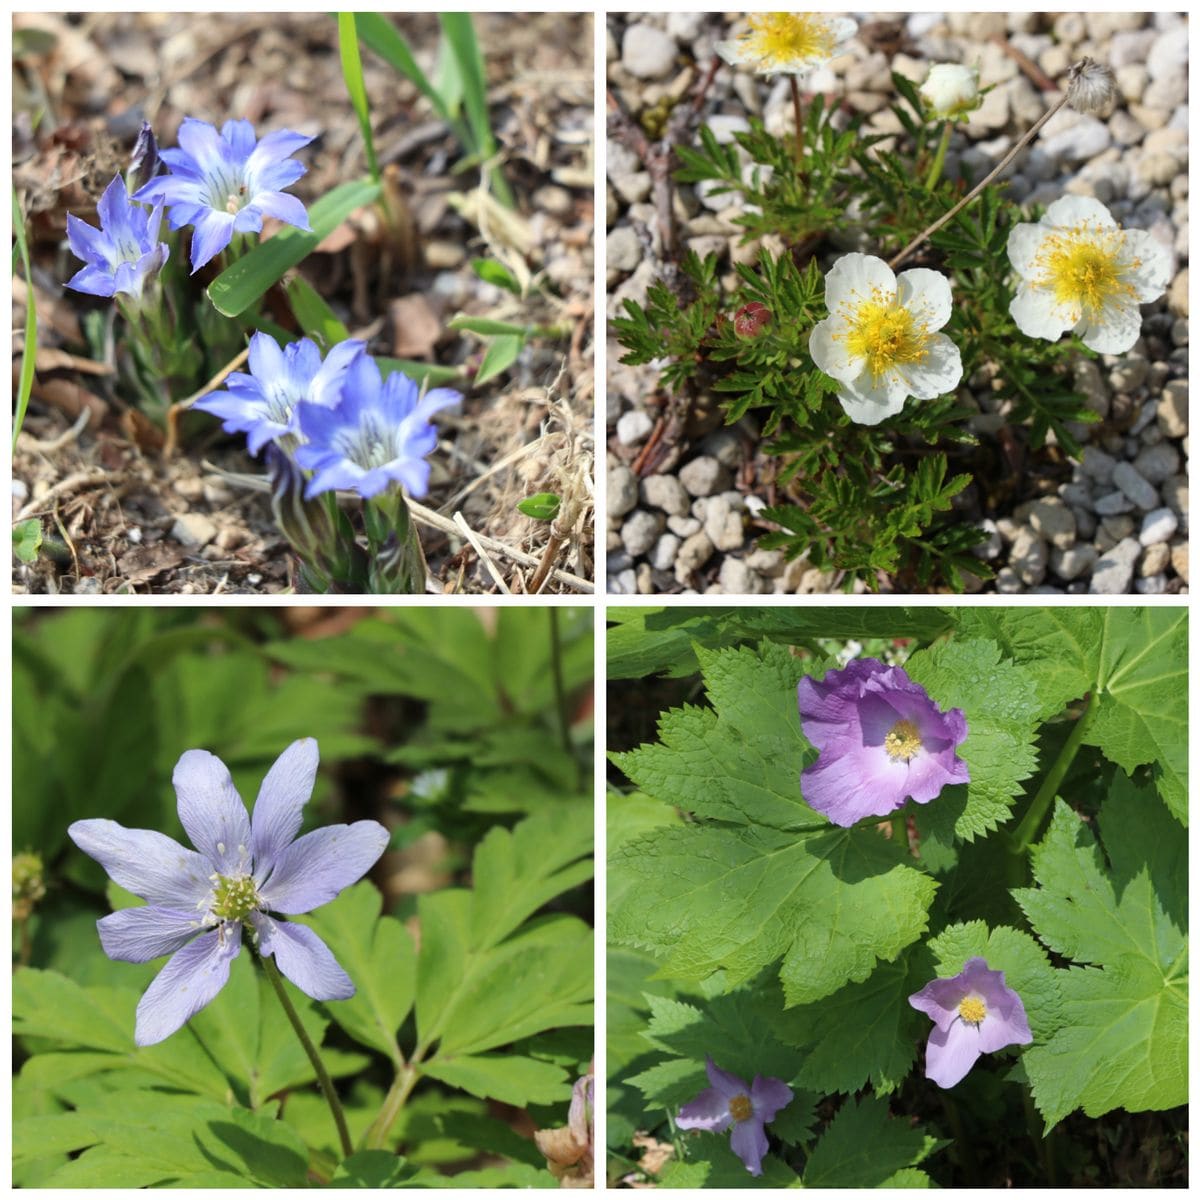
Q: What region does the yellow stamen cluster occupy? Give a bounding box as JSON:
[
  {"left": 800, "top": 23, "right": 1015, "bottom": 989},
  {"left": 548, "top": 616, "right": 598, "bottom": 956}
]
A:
[
  {"left": 841, "top": 293, "right": 931, "bottom": 383},
  {"left": 211, "top": 873, "right": 261, "bottom": 922},
  {"left": 739, "top": 13, "right": 836, "bottom": 70},
  {"left": 1035, "top": 225, "right": 1137, "bottom": 320},
  {"left": 958, "top": 996, "right": 987, "bottom": 1026},
  {"left": 885, "top": 719, "right": 923, "bottom": 762},
  {"left": 728, "top": 1094, "right": 754, "bottom": 1123}
]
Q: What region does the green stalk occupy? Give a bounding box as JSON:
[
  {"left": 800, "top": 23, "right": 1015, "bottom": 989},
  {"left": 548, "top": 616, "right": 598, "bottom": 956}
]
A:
[
  {"left": 789, "top": 75, "right": 806, "bottom": 168},
  {"left": 261, "top": 955, "right": 353, "bottom": 1159},
  {"left": 548, "top": 608, "right": 572, "bottom": 761},
  {"left": 364, "top": 1049, "right": 426, "bottom": 1150},
  {"left": 1007, "top": 695, "right": 1095, "bottom": 856},
  {"left": 924, "top": 121, "right": 953, "bottom": 191}
]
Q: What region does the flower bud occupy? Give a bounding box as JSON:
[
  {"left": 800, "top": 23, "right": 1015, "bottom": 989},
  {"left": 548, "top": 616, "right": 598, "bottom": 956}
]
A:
[
  {"left": 919, "top": 63, "right": 981, "bottom": 120},
  {"left": 128, "top": 122, "right": 161, "bottom": 194},
  {"left": 734, "top": 301, "right": 772, "bottom": 338},
  {"left": 1066, "top": 57, "right": 1118, "bottom": 116},
  {"left": 13, "top": 851, "right": 46, "bottom": 921}
]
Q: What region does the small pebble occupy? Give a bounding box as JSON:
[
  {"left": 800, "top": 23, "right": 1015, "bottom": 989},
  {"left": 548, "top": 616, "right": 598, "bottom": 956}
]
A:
[
  {"left": 608, "top": 465, "right": 639, "bottom": 518},
  {"left": 1089, "top": 537, "right": 1142, "bottom": 594},
  {"left": 621, "top": 509, "right": 665, "bottom": 557},
  {"left": 679, "top": 455, "right": 731, "bottom": 497},
  {"left": 1112, "top": 461, "right": 1160, "bottom": 510},
  {"left": 616, "top": 409, "right": 654, "bottom": 446},
  {"left": 171, "top": 513, "right": 218, "bottom": 550},
  {"left": 1139, "top": 506, "right": 1179, "bottom": 546},
  {"left": 640, "top": 474, "right": 690, "bottom": 516}
]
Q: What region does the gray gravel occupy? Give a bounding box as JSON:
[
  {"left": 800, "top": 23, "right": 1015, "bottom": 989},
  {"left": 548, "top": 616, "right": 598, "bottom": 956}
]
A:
[{"left": 605, "top": 11, "right": 1188, "bottom": 594}]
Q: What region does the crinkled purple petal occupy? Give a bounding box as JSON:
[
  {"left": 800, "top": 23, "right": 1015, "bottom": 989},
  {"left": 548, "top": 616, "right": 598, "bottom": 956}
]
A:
[
  {"left": 172, "top": 749, "right": 252, "bottom": 876},
  {"left": 68, "top": 819, "right": 212, "bottom": 909},
  {"left": 908, "top": 974, "right": 966, "bottom": 1033},
  {"left": 189, "top": 209, "right": 236, "bottom": 270},
  {"left": 923, "top": 1015, "right": 983, "bottom": 1088},
  {"left": 250, "top": 912, "right": 354, "bottom": 1000},
  {"left": 677, "top": 1087, "right": 733, "bottom": 1132},
  {"left": 730, "top": 1117, "right": 769, "bottom": 1176},
  {"left": 251, "top": 191, "right": 311, "bottom": 230},
  {"left": 704, "top": 1055, "right": 748, "bottom": 1101},
  {"left": 134, "top": 925, "right": 241, "bottom": 1046},
  {"left": 250, "top": 738, "right": 319, "bottom": 882},
  {"left": 800, "top": 743, "right": 907, "bottom": 824},
  {"left": 258, "top": 820, "right": 389, "bottom": 914},
  {"left": 750, "top": 1075, "right": 793, "bottom": 1123},
  {"left": 97, "top": 906, "right": 203, "bottom": 963}
]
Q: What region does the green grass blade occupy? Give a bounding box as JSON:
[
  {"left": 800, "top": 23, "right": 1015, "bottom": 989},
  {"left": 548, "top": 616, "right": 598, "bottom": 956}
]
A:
[
  {"left": 285, "top": 275, "right": 350, "bottom": 349},
  {"left": 338, "top": 13, "right": 380, "bottom": 182},
  {"left": 12, "top": 188, "right": 37, "bottom": 453},
  {"left": 377, "top": 357, "right": 464, "bottom": 388},
  {"left": 207, "top": 178, "right": 380, "bottom": 318},
  {"left": 438, "top": 13, "right": 513, "bottom": 207}
]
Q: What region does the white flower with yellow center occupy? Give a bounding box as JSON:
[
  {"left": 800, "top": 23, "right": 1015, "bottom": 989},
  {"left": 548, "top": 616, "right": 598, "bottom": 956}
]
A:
[
  {"left": 809, "top": 253, "right": 964, "bottom": 425},
  {"left": 716, "top": 12, "right": 858, "bottom": 77},
  {"left": 919, "top": 63, "right": 982, "bottom": 120},
  {"left": 1007, "top": 195, "right": 1172, "bottom": 354}
]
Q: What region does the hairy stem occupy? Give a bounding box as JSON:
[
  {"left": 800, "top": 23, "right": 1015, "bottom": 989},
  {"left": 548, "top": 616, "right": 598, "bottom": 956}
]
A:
[
  {"left": 924, "top": 121, "right": 953, "bottom": 191},
  {"left": 1008, "top": 695, "right": 1095, "bottom": 856},
  {"left": 261, "top": 955, "right": 353, "bottom": 1159},
  {"left": 889, "top": 89, "right": 1072, "bottom": 271}
]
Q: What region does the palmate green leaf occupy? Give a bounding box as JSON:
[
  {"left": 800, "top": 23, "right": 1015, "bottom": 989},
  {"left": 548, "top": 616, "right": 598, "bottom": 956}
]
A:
[
  {"left": 609, "top": 822, "right": 936, "bottom": 1006},
  {"left": 953, "top": 607, "right": 1187, "bottom": 823},
  {"left": 207, "top": 178, "right": 381, "bottom": 317},
  {"left": 295, "top": 881, "right": 414, "bottom": 1065},
  {"left": 1012, "top": 775, "right": 1186, "bottom": 1128},
  {"left": 802, "top": 1095, "right": 944, "bottom": 1187},
  {"left": 421, "top": 1053, "right": 570, "bottom": 1106},
  {"left": 771, "top": 959, "right": 923, "bottom": 1096},
  {"left": 903, "top": 636, "right": 1040, "bottom": 841},
  {"left": 671, "top": 1133, "right": 801, "bottom": 1188}
]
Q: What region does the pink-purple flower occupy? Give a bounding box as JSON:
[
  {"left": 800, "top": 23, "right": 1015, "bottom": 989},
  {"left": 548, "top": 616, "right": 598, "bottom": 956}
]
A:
[
  {"left": 908, "top": 956, "right": 1033, "bottom": 1088},
  {"left": 797, "top": 658, "right": 969, "bottom": 827},
  {"left": 68, "top": 739, "right": 389, "bottom": 1046},
  {"left": 677, "top": 1055, "right": 793, "bottom": 1176}
]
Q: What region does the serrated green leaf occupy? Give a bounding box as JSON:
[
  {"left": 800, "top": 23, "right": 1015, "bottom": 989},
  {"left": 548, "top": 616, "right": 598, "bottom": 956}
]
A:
[
  {"left": 422, "top": 1053, "right": 570, "bottom": 1106},
  {"left": 802, "top": 1095, "right": 943, "bottom": 1187},
  {"left": 294, "top": 880, "right": 414, "bottom": 1065},
  {"left": 904, "top": 637, "right": 1040, "bottom": 841},
  {"left": 329, "top": 1150, "right": 423, "bottom": 1187},
  {"left": 1012, "top": 776, "right": 1186, "bottom": 1128}
]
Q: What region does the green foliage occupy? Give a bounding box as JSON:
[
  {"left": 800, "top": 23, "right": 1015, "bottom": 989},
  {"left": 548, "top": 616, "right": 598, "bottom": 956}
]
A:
[
  {"left": 801, "top": 1095, "right": 944, "bottom": 1187},
  {"left": 1013, "top": 778, "right": 1187, "bottom": 1129},
  {"left": 12, "top": 186, "right": 36, "bottom": 451},
  {"left": 517, "top": 491, "right": 561, "bottom": 521},
  {"left": 12, "top": 516, "right": 42, "bottom": 563}
]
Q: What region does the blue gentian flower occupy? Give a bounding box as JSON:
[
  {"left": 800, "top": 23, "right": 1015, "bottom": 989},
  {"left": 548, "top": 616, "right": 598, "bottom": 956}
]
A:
[
  {"left": 65, "top": 175, "right": 169, "bottom": 300},
  {"left": 134, "top": 117, "right": 314, "bottom": 271},
  {"left": 195, "top": 332, "right": 365, "bottom": 456},
  {"left": 68, "top": 739, "right": 389, "bottom": 1046},
  {"left": 294, "top": 356, "right": 461, "bottom": 500}
]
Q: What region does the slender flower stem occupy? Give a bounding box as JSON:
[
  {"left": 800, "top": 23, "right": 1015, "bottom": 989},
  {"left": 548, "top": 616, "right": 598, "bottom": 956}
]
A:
[
  {"left": 889, "top": 87, "right": 1072, "bottom": 271},
  {"left": 548, "top": 608, "right": 572, "bottom": 761},
  {"left": 790, "top": 76, "right": 806, "bottom": 168},
  {"left": 924, "top": 121, "right": 953, "bottom": 191},
  {"left": 364, "top": 1050, "right": 426, "bottom": 1150},
  {"left": 261, "top": 955, "right": 353, "bottom": 1159},
  {"left": 1007, "top": 695, "right": 1095, "bottom": 856}
]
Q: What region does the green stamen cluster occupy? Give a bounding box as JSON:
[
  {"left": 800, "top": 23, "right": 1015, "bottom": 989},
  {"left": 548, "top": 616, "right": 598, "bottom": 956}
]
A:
[{"left": 211, "top": 873, "right": 260, "bottom": 922}]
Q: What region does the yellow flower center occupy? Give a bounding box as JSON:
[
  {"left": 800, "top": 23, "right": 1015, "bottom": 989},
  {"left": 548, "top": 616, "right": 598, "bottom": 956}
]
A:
[
  {"left": 1035, "top": 225, "right": 1138, "bottom": 320},
  {"left": 842, "top": 296, "right": 931, "bottom": 383},
  {"left": 958, "top": 996, "right": 987, "bottom": 1026},
  {"left": 740, "top": 12, "right": 836, "bottom": 69},
  {"left": 211, "top": 873, "right": 261, "bottom": 922},
  {"left": 728, "top": 1093, "right": 754, "bottom": 1122},
  {"left": 884, "top": 719, "right": 923, "bottom": 762}
]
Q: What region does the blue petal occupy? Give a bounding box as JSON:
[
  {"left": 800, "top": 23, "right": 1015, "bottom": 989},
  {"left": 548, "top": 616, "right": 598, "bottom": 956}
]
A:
[
  {"left": 248, "top": 331, "right": 285, "bottom": 381},
  {"left": 221, "top": 118, "right": 257, "bottom": 162},
  {"left": 310, "top": 339, "right": 366, "bottom": 407},
  {"left": 303, "top": 459, "right": 364, "bottom": 499},
  {"left": 96, "top": 175, "right": 134, "bottom": 241},
  {"left": 387, "top": 457, "right": 431, "bottom": 499},
  {"left": 245, "top": 129, "right": 314, "bottom": 172},
  {"left": 257, "top": 820, "right": 389, "bottom": 914},
  {"left": 189, "top": 210, "right": 236, "bottom": 270},
  {"left": 176, "top": 118, "right": 229, "bottom": 177},
  {"left": 250, "top": 913, "right": 354, "bottom": 1000},
  {"left": 172, "top": 749, "right": 252, "bottom": 876},
  {"left": 249, "top": 738, "right": 319, "bottom": 882},
  {"left": 66, "top": 265, "right": 117, "bottom": 298},
  {"left": 251, "top": 158, "right": 306, "bottom": 194},
  {"left": 251, "top": 191, "right": 310, "bottom": 231},
  {"left": 65, "top": 212, "right": 110, "bottom": 268},
  {"left": 134, "top": 925, "right": 241, "bottom": 1046},
  {"left": 68, "top": 819, "right": 212, "bottom": 908},
  {"left": 97, "top": 906, "right": 203, "bottom": 963}
]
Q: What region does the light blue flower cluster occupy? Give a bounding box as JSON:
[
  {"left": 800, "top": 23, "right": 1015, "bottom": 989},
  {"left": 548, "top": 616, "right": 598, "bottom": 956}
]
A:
[
  {"left": 196, "top": 332, "right": 461, "bottom": 501},
  {"left": 65, "top": 176, "right": 169, "bottom": 301}
]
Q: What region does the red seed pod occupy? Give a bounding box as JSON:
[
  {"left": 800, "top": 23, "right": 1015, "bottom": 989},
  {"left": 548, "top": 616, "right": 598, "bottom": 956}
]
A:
[{"left": 733, "top": 301, "right": 772, "bottom": 338}]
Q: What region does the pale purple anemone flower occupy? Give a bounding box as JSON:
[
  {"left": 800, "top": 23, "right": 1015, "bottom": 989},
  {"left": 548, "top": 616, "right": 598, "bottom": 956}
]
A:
[
  {"left": 294, "top": 355, "right": 461, "bottom": 500},
  {"left": 134, "top": 117, "right": 313, "bottom": 271},
  {"left": 797, "top": 658, "right": 969, "bottom": 827},
  {"left": 908, "top": 956, "right": 1033, "bottom": 1088},
  {"left": 67, "top": 739, "right": 388, "bottom": 1047},
  {"left": 194, "top": 332, "right": 365, "bottom": 456},
  {"left": 65, "top": 175, "right": 169, "bottom": 300},
  {"left": 677, "top": 1055, "right": 793, "bottom": 1176}
]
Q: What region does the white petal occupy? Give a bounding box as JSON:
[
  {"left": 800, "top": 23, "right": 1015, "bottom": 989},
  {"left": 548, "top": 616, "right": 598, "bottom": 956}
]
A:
[
  {"left": 1120, "top": 230, "right": 1173, "bottom": 302},
  {"left": 808, "top": 316, "right": 859, "bottom": 382},
  {"left": 1009, "top": 283, "right": 1075, "bottom": 342},
  {"left": 715, "top": 38, "right": 746, "bottom": 67},
  {"left": 1076, "top": 301, "right": 1142, "bottom": 355},
  {"left": 824, "top": 252, "right": 896, "bottom": 313},
  {"left": 827, "top": 16, "right": 859, "bottom": 44},
  {"left": 837, "top": 370, "right": 909, "bottom": 425},
  {"left": 1043, "top": 194, "right": 1116, "bottom": 230},
  {"left": 896, "top": 268, "right": 953, "bottom": 332},
  {"left": 1007, "top": 222, "right": 1050, "bottom": 279},
  {"left": 900, "top": 333, "right": 963, "bottom": 400}
]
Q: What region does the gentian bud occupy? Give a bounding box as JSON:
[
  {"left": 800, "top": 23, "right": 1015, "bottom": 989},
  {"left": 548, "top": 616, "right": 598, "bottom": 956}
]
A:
[{"left": 128, "top": 121, "right": 161, "bottom": 194}]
